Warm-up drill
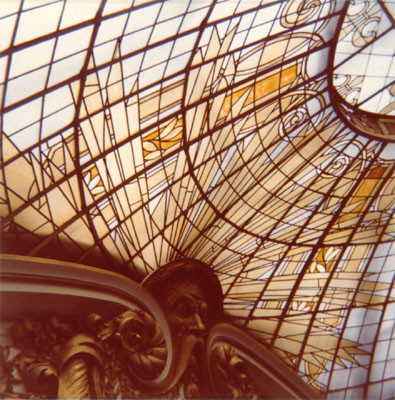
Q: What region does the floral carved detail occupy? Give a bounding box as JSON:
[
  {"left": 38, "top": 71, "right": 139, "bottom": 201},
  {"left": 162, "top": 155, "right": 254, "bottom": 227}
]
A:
[
  {"left": 211, "top": 344, "right": 260, "bottom": 399},
  {"left": 9, "top": 316, "right": 72, "bottom": 398},
  {"left": 0, "top": 345, "right": 33, "bottom": 399},
  {"left": 88, "top": 310, "right": 167, "bottom": 398},
  {"left": 2, "top": 311, "right": 166, "bottom": 399}
]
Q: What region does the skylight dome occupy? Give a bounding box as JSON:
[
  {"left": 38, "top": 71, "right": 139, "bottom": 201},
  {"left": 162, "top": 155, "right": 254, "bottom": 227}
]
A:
[{"left": 1, "top": 1, "right": 394, "bottom": 399}]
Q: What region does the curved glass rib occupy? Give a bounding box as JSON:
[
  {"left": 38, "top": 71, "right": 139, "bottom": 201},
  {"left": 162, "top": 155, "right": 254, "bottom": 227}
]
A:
[{"left": 331, "top": 0, "right": 395, "bottom": 140}]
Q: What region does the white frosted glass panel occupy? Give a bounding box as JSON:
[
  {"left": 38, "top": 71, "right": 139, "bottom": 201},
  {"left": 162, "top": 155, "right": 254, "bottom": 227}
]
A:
[
  {"left": 165, "top": 53, "right": 190, "bottom": 76},
  {"left": 93, "top": 40, "right": 117, "bottom": 66},
  {"left": 54, "top": 26, "right": 93, "bottom": 61},
  {"left": 60, "top": 1, "right": 100, "bottom": 29},
  {"left": 7, "top": 122, "right": 40, "bottom": 151},
  {"left": 150, "top": 17, "right": 183, "bottom": 43},
  {"left": 3, "top": 98, "right": 42, "bottom": 135},
  {"left": 41, "top": 105, "right": 75, "bottom": 139},
  {"left": 5, "top": 66, "right": 49, "bottom": 106},
  {"left": 22, "top": 0, "right": 58, "bottom": 11},
  {"left": 172, "top": 32, "right": 198, "bottom": 57},
  {"left": 95, "top": 13, "right": 128, "bottom": 45},
  {"left": 208, "top": 1, "right": 238, "bottom": 23},
  {"left": 142, "top": 42, "right": 173, "bottom": 69},
  {"left": 9, "top": 39, "right": 54, "bottom": 78},
  {"left": 48, "top": 52, "right": 87, "bottom": 86},
  {"left": 0, "top": 0, "right": 21, "bottom": 18},
  {"left": 139, "top": 63, "right": 166, "bottom": 88},
  {"left": 366, "top": 55, "right": 393, "bottom": 77},
  {"left": 120, "top": 27, "right": 152, "bottom": 54},
  {"left": 359, "top": 77, "right": 386, "bottom": 102},
  {"left": 103, "top": 0, "right": 132, "bottom": 16},
  {"left": 124, "top": 3, "right": 161, "bottom": 33},
  {"left": 158, "top": 1, "right": 188, "bottom": 22},
  {"left": 0, "top": 55, "right": 8, "bottom": 84},
  {"left": 43, "top": 85, "right": 74, "bottom": 117},
  {"left": 0, "top": 14, "right": 17, "bottom": 52},
  {"left": 121, "top": 53, "right": 144, "bottom": 78},
  {"left": 179, "top": 7, "right": 210, "bottom": 33},
  {"left": 15, "top": 2, "right": 63, "bottom": 44}
]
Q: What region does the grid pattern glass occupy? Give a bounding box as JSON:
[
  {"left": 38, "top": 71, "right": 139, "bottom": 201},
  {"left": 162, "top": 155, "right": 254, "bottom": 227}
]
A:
[{"left": 1, "top": 1, "right": 394, "bottom": 398}]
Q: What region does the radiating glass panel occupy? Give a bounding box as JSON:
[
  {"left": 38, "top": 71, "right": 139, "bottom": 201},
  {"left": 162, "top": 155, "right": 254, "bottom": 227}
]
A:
[{"left": 1, "top": 2, "right": 394, "bottom": 398}]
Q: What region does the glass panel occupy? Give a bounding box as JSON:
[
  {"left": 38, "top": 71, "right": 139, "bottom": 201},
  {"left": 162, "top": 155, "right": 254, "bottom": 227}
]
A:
[{"left": 1, "top": 1, "right": 394, "bottom": 398}]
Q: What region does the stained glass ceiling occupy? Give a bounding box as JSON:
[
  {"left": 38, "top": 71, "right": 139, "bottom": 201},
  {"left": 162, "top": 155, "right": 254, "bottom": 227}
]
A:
[
  {"left": 333, "top": 0, "right": 395, "bottom": 114},
  {"left": 1, "top": 1, "right": 395, "bottom": 398}
]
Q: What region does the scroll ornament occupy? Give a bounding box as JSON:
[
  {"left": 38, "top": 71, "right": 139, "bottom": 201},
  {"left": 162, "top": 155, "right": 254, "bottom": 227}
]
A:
[
  {"left": 0, "top": 310, "right": 166, "bottom": 399},
  {"left": 211, "top": 344, "right": 261, "bottom": 399},
  {"left": 0, "top": 259, "right": 263, "bottom": 399},
  {"left": 0, "top": 315, "right": 262, "bottom": 399}
]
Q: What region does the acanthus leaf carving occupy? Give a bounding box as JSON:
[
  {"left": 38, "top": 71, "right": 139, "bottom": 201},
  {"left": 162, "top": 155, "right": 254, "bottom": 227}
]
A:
[
  {"left": 211, "top": 344, "right": 261, "bottom": 399},
  {"left": 88, "top": 310, "right": 167, "bottom": 398},
  {"left": 0, "top": 345, "right": 28, "bottom": 399},
  {"left": 3, "top": 309, "right": 167, "bottom": 399},
  {"left": 8, "top": 316, "right": 73, "bottom": 398}
]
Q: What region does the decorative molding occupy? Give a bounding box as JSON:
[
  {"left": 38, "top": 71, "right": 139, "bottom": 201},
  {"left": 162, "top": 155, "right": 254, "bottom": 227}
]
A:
[
  {"left": 0, "top": 255, "right": 176, "bottom": 395},
  {"left": 1, "top": 310, "right": 167, "bottom": 399},
  {"left": 142, "top": 258, "right": 224, "bottom": 398},
  {"left": 211, "top": 344, "right": 261, "bottom": 399},
  {"left": 1, "top": 255, "right": 322, "bottom": 399}
]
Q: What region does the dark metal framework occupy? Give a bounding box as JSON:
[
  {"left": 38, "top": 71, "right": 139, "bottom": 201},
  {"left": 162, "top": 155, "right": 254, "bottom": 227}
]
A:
[
  {"left": 1, "top": 1, "right": 394, "bottom": 398},
  {"left": 329, "top": 0, "right": 395, "bottom": 140}
]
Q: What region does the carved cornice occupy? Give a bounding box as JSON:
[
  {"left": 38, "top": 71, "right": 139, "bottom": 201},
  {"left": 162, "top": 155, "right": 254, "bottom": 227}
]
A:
[
  {"left": 0, "top": 255, "right": 176, "bottom": 394},
  {"left": 0, "top": 255, "right": 321, "bottom": 399},
  {"left": 1, "top": 310, "right": 167, "bottom": 399}
]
